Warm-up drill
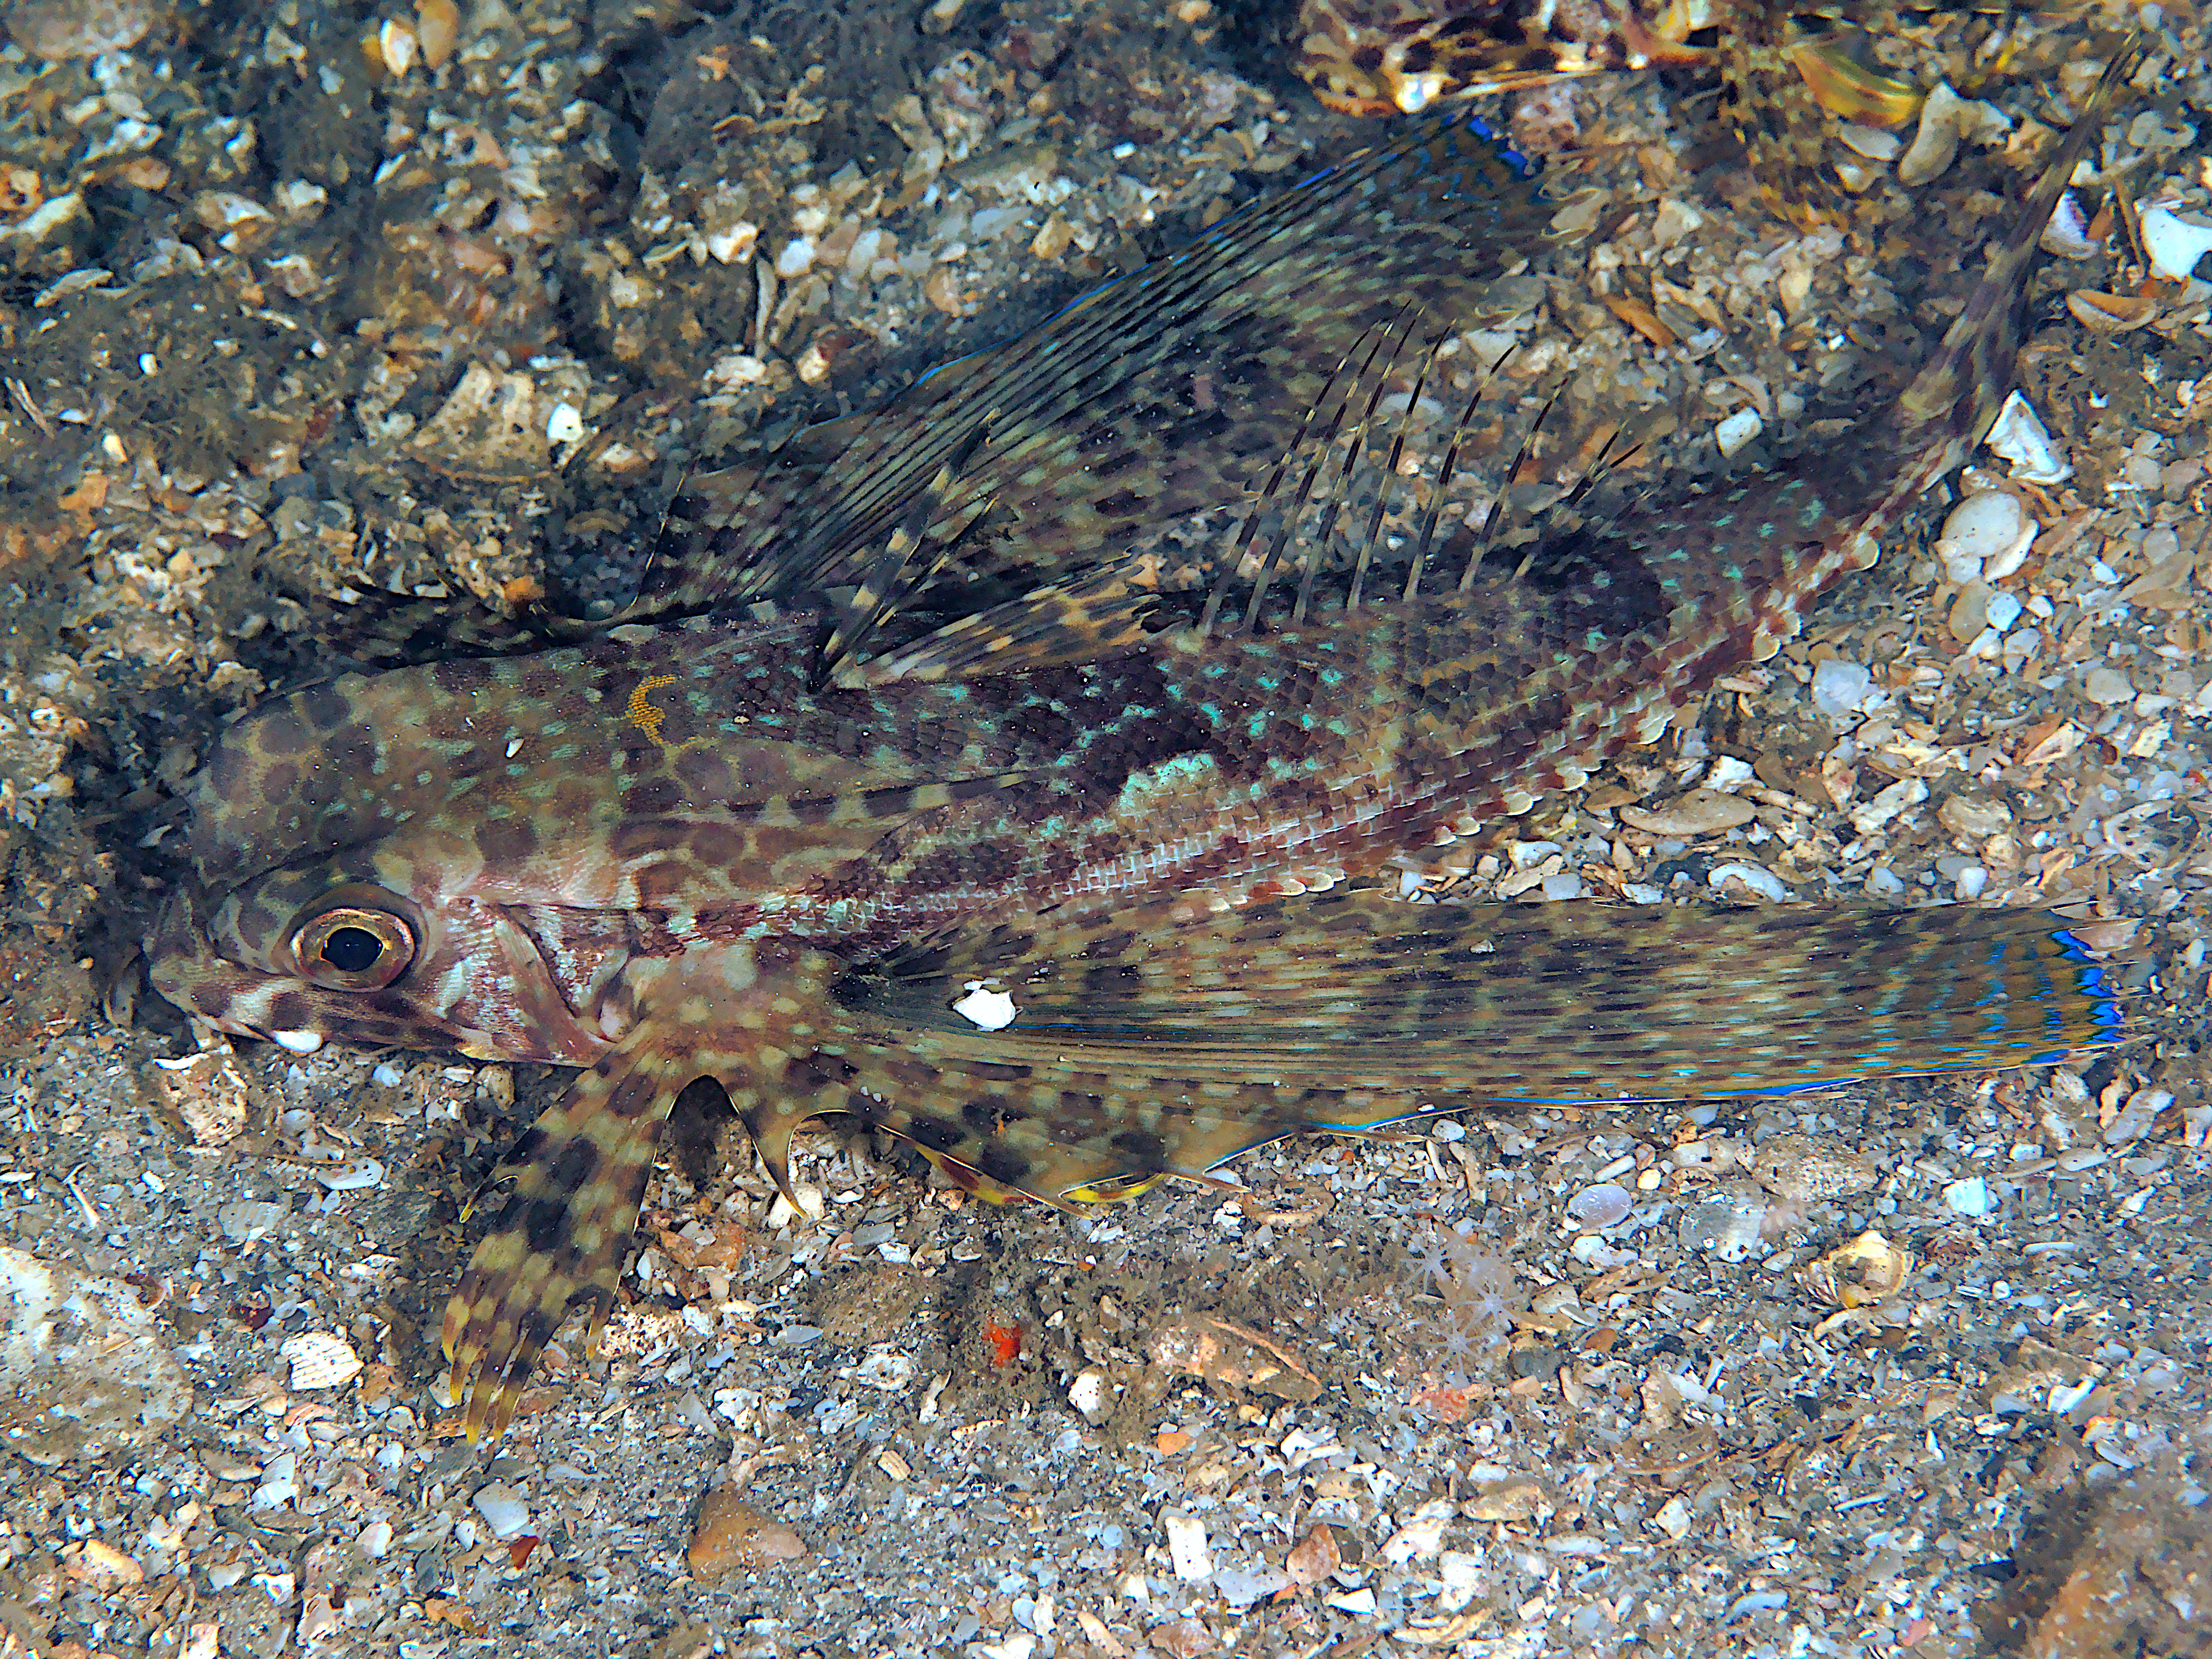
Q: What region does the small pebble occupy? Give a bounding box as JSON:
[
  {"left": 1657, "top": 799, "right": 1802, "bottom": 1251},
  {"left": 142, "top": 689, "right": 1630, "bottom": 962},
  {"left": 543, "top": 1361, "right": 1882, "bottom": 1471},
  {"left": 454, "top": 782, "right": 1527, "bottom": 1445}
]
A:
[
  {"left": 1942, "top": 1175, "right": 1996, "bottom": 1218},
  {"left": 2084, "top": 666, "right": 2134, "bottom": 705},
  {"left": 1617, "top": 789, "right": 1757, "bottom": 836},
  {"left": 689, "top": 1489, "right": 805, "bottom": 1580},
  {"left": 1714, "top": 409, "right": 1762, "bottom": 458},
  {"left": 472, "top": 1483, "right": 531, "bottom": 1541},
  {"left": 1897, "top": 83, "right": 1967, "bottom": 186},
  {"left": 1811, "top": 658, "right": 1875, "bottom": 718},
  {"left": 1565, "top": 1183, "right": 1633, "bottom": 1230}
]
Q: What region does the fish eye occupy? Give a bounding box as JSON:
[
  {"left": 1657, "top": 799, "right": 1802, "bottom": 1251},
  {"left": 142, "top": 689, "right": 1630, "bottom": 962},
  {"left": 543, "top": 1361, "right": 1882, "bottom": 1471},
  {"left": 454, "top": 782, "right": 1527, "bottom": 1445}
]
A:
[{"left": 291, "top": 905, "right": 417, "bottom": 990}]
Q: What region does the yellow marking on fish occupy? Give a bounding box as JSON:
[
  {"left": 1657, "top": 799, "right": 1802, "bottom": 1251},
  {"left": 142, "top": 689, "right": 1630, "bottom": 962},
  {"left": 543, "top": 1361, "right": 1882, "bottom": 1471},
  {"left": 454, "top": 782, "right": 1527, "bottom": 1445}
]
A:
[{"left": 625, "top": 674, "right": 680, "bottom": 745}]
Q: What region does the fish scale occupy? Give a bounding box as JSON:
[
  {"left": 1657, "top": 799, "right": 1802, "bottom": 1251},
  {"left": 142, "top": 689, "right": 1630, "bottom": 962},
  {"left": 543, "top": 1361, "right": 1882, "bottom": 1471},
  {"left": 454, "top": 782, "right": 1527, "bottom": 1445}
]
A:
[{"left": 145, "top": 42, "right": 2134, "bottom": 1440}]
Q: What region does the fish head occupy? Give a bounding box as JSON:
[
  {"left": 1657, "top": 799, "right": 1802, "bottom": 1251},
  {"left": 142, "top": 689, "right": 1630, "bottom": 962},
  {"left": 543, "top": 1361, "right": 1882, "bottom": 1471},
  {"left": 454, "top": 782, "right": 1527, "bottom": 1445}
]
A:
[
  {"left": 145, "top": 617, "right": 946, "bottom": 1064},
  {"left": 146, "top": 649, "right": 662, "bottom": 1066}
]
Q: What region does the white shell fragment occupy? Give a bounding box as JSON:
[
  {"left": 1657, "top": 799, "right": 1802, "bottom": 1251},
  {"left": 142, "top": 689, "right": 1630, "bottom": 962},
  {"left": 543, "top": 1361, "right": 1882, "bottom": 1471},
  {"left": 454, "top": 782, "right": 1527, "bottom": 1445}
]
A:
[
  {"left": 1934, "top": 490, "right": 2035, "bottom": 584},
  {"left": 471, "top": 1483, "right": 532, "bottom": 1541},
  {"left": 1898, "top": 83, "right": 2010, "bottom": 188},
  {"left": 0, "top": 1248, "right": 192, "bottom": 1463},
  {"left": 314, "top": 1157, "right": 385, "bottom": 1192},
  {"left": 545, "top": 401, "right": 585, "bottom": 447},
  {"left": 1811, "top": 658, "right": 1876, "bottom": 718},
  {"left": 1982, "top": 391, "right": 2071, "bottom": 486},
  {"left": 1797, "top": 1229, "right": 1913, "bottom": 1307},
  {"left": 270, "top": 1028, "right": 324, "bottom": 1055},
  {"left": 1714, "top": 408, "right": 1763, "bottom": 458},
  {"left": 952, "top": 981, "right": 1017, "bottom": 1031},
  {"left": 2040, "top": 191, "right": 2099, "bottom": 258},
  {"left": 2139, "top": 206, "right": 2212, "bottom": 283},
  {"left": 1943, "top": 1175, "right": 1997, "bottom": 1218},
  {"left": 279, "top": 1332, "right": 363, "bottom": 1392},
  {"left": 1163, "top": 1509, "right": 1213, "bottom": 1581}
]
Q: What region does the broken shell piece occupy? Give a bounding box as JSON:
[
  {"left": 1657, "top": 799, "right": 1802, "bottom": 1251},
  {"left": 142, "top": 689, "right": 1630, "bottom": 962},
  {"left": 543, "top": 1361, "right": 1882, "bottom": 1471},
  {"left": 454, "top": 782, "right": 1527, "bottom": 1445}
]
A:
[
  {"left": 415, "top": 0, "right": 459, "bottom": 68},
  {"left": 1896, "top": 83, "right": 2009, "bottom": 188},
  {"left": 369, "top": 19, "right": 418, "bottom": 78},
  {"left": 2139, "top": 207, "right": 2212, "bottom": 284},
  {"left": 2066, "top": 291, "right": 2157, "bottom": 334},
  {"left": 2041, "top": 192, "right": 2099, "bottom": 259},
  {"left": 1982, "top": 391, "right": 2070, "bottom": 486},
  {"left": 1796, "top": 1229, "right": 1913, "bottom": 1309},
  {"left": 1834, "top": 123, "right": 1902, "bottom": 162},
  {"left": 280, "top": 1332, "right": 363, "bottom": 1391},
  {"left": 1897, "top": 84, "right": 1965, "bottom": 186},
  {"left": 1933, "top": 490, "right": 2035, "bottom": 584}
]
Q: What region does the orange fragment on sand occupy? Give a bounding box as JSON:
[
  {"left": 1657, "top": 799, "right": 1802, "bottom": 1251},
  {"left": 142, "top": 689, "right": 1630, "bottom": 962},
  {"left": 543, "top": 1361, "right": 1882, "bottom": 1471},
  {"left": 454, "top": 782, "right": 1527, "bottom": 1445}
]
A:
[{"left": 983, "top": 1318, "right": 1023, "bottom": 1367}]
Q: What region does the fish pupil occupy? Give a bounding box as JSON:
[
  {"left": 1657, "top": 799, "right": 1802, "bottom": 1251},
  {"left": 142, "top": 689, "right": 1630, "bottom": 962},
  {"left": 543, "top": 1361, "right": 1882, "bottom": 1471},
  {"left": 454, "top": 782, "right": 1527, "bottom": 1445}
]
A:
[{"left": 323, "top": 927, "right": 385, "bottom": 973}]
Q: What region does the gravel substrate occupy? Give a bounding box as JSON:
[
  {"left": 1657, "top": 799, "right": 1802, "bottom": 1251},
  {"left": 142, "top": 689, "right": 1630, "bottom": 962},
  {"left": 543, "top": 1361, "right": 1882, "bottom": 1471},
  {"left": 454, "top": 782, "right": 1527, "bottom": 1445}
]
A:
[{"left": 0, "top": 1, "right": 2206, "bottom": 1656}]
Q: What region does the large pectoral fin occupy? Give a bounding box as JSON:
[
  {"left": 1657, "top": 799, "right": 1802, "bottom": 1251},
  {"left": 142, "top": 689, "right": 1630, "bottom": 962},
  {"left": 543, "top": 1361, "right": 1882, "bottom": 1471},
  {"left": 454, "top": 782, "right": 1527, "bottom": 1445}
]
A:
[{"left": 824, "top": 892, "right": 2124, "bottom": 1202}]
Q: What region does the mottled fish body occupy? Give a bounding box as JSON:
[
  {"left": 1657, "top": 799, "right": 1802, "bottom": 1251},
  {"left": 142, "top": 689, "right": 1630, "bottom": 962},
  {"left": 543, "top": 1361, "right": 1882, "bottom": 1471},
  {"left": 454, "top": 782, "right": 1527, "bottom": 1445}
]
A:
[{"left": 147, "top": 57, "right": 2132, "bottom": 1439}]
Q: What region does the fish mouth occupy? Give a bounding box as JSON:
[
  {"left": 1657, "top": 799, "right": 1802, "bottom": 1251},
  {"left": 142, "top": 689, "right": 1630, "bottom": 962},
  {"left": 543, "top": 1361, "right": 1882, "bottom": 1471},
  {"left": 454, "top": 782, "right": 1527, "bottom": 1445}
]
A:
[{"left": 144, "top": 887, "right": 214, "bottom": 1019}]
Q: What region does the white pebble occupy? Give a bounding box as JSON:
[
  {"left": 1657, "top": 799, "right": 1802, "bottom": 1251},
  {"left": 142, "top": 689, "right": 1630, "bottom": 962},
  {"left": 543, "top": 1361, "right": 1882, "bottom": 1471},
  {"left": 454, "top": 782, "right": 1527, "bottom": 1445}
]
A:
[
  {"left": 1953, "top": 865, "right": 1987, "bottom": 900},
  {"left": 471, "top": 1483, "right": 532, "bottom": 1541},
  {"left": 1983, "top": 391, "right": 2071, "bottom": 485},
  {"left": 1715, "top": 408, "right": 1763, "bottom": 458},
  {"left": 2140, "top": 206, "right": 2212, "bottom": 283},
  {"left": 1069, "top": 1369, "right": 1111, "bottom": 1423},
  {"left": 1983, "top": 590, "right": 2023, "bottom": 633},
  {"left": 774, "top": 235, "right": 815, "bottom": 279},
  {"left": 1163, "top": 1510, "right": 1213, "bottom": 1581},
  {"left": 1708, "top": 862, "right": 1790, "bottom": 902},
  {"left": 1566, "top": 1183, "right": 1633, "bottom": 1230},
  {"left": 1540, "top": 871, "right": 1585, "bottom": 900},
  {"left": 1934, "top": 491, "right": 2033, "bottom": 584},
  {"left": 2084, "top": 666, "right": 2135, "bottom": 705},
  {"left": 1943, "top": 1175, "right": 1995, "bottom": 1218},
  {"left": 1811, "top": 658, "right": 1875, "bottom": 718},
  {"left": 545, "top": 401, "right": 585, "bottom": 447},
  {"left": 1864, "top": 866, "right": 1905, "bottom": 897}
]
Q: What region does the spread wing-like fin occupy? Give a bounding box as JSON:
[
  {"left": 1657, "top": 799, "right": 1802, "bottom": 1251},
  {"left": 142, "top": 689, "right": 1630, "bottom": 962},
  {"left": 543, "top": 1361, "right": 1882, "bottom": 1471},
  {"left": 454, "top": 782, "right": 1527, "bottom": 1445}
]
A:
[
  {"left": 841, "top": 892, "right": 2124, "bottom": 1097},
  {"left": 627, "top": 107, "right": 1550, "bottom": 646}
]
